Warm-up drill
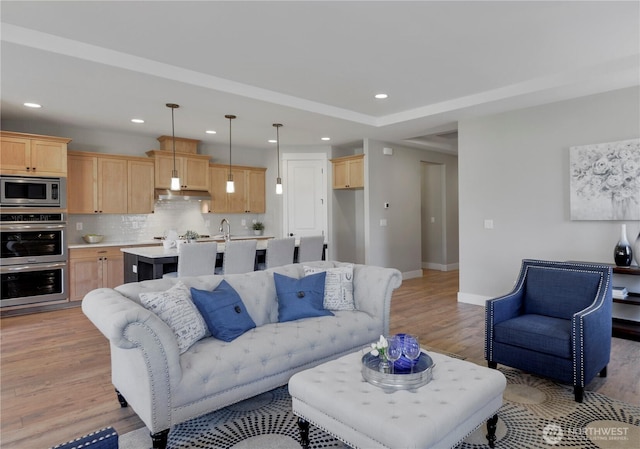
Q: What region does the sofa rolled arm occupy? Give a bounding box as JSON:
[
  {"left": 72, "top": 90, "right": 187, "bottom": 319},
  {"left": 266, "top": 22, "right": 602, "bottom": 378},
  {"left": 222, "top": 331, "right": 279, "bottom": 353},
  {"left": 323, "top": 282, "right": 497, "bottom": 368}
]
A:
[
  {"left": 352, "top": 264, "right": 402, "bottom": 335},
  {"left": 82, "top": 288, "right": 182, "bottom": 376}
]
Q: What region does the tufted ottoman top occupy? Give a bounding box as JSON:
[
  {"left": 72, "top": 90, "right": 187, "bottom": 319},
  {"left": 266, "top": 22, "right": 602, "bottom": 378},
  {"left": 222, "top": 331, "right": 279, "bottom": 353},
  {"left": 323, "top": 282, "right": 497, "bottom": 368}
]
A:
[{"left": 289, "top": 350, "right": 506, "bottom": 449}]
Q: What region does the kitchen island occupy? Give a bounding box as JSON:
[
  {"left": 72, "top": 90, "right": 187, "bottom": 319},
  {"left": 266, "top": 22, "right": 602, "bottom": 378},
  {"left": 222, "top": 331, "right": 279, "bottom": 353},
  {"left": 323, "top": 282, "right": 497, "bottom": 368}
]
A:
[{"left": 121, "top": 238, "right": 326, "bottom": 282}]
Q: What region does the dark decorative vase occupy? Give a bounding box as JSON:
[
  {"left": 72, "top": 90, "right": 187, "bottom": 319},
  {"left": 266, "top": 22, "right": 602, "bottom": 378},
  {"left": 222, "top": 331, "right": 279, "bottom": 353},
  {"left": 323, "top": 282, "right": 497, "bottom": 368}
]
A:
[{"left": 613, "top": 224, "right": 633, "bottom": 267}]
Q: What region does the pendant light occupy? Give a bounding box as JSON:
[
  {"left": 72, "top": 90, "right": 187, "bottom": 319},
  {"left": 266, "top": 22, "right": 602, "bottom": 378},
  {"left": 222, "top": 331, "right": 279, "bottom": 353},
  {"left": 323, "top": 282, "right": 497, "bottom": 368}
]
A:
[
  {"left": 166, "top": 103, "right": 181, "bottom": 191},
  {"left": 273, "top": 123, "right": 283, "bottom": 195},
  {"left": 225, "top": 114, "right": 236, "bottom": 193}
]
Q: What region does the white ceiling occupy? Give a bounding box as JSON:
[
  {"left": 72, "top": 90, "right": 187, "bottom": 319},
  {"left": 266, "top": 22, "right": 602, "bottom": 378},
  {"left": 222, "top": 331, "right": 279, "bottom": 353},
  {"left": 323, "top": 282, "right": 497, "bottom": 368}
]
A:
[{"left": 1, "top": 1, "right": 638, "bottom": 153}]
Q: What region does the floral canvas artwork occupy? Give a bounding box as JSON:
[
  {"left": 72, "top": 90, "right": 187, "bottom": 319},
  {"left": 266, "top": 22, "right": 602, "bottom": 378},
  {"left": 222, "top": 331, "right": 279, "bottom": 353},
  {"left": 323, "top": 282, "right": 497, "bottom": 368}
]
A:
[{"left": 570, "top": 138, "right": 640, "bottom": 220}]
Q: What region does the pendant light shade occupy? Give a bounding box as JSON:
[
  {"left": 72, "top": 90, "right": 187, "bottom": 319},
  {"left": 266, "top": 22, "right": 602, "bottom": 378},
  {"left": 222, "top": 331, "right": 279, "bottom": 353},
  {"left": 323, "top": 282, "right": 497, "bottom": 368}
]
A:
[
  {"left": 225, "top": 114, "right": 236, "bottom": 193},
  {"left": 167, "top": 103, "right": 181, "bottom": 191},
  {"left": 273, "top": 123, "right": 283, "bottom": 195}
]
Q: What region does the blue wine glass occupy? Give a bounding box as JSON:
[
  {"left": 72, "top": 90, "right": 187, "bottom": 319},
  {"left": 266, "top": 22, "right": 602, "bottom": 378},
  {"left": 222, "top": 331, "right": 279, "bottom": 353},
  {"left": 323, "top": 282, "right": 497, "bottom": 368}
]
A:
[
  {"left": 387, "top": 336, "right": 403, "bottom": 374},
  {"left": 403, "top": 335, "right": 421, "bottom": 373}
]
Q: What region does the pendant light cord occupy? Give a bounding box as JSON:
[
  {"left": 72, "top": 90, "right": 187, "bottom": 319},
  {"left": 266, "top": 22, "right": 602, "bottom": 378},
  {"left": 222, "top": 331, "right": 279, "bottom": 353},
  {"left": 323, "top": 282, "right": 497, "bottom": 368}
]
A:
[
  {"left": 225, "top": 115, "right": 236, "bottom": 176},
  {"left": 171, "top": 107, "right": 176, "bottom": 172},
  {"left": 276, "top": 125, "right": 280, "bottom": 178}
]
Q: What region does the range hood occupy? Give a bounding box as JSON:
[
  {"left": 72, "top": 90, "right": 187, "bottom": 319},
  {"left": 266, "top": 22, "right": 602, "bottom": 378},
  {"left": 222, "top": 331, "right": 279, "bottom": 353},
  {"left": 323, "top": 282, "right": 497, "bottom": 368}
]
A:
[{"left": 154, "top": 188, "right": 211, "bottom": 201}]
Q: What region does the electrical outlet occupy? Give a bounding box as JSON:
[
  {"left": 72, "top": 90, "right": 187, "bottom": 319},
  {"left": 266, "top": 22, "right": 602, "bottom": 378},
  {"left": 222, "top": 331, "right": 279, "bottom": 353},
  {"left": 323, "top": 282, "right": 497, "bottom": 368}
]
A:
[
  {"left": 241, "top": 219, "right": 246, "bottom": 226},
  {"left": 484, "top": 219, "right": 494, "bottom": 229},
  {"left": 76, "top": 222, "right": 83, "bottom": 231},
  {"left": 380, "top": 219, "right": 387, "bottom": 227}
]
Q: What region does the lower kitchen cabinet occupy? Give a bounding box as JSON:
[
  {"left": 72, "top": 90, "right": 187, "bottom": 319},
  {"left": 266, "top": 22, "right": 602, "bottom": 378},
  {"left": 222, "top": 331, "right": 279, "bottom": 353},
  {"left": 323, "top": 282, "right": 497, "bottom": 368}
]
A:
[{"left": 69, "top": 247, "right": 124, "bottom": 301}]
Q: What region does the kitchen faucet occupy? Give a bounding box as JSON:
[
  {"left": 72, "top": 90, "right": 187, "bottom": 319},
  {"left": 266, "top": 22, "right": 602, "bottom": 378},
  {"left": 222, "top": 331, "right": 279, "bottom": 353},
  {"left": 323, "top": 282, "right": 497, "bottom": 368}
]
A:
[{"left": 219, "top": 218, "right": 231, "bottom": 241}]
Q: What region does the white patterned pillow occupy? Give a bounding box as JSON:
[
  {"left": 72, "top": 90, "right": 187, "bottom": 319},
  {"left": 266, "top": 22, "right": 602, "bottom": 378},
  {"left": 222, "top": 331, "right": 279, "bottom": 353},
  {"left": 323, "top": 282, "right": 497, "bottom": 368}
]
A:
[
  {"left": 303, "top": 264, "right": 355, "bottom": 310},
  {"left": 139, "top": 281, "right": 207, "bottom": 354}
]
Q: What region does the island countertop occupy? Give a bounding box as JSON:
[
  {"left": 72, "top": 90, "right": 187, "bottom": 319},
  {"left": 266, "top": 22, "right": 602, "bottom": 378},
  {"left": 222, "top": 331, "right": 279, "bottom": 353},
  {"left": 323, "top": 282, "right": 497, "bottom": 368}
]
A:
[
  {"left": 120, "top": 237, "right": 325, "bottom": 282},
  {"left": 120, "top": 239, "right": 272, "bottom": 258}
]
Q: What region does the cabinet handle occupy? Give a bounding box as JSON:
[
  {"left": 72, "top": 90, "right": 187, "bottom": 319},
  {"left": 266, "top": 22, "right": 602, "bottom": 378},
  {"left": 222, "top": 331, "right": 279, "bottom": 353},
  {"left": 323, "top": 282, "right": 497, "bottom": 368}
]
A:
[
  {"left": 32, "top": 167, "right": 36, "bottom": 171},
  {"left": 26, "top": 167, "right": 30, "bottom": 171}
]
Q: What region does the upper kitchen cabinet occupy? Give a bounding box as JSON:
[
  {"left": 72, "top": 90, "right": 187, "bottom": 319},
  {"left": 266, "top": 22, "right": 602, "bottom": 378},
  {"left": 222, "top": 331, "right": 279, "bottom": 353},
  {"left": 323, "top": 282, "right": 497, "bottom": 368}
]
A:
[
  {"left": 127, "top": 159, "right": 155, "bottom": 214},
  {"left": 0, "top": 131, "right": 71, "bottom": 177},
  {"left": 209, "top": 163, "right": 266, "bottom": 214},
  {"left": 67, "top": 152, "right": 154, "bottom": 214},
  {"left": 331, "top": 154, "right": 364, "bottom": 189},
  {"left": 147, "top": 150, "right": 210, "bottom": 190}
]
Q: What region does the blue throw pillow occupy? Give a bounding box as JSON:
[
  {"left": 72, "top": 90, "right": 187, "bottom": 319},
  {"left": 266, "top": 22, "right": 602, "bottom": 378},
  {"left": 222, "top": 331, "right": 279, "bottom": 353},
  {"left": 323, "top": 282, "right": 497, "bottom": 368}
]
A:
[
  {"left": 190, "top": 280, "right": 256, "bottom": 342},
  {"left": 274, "top": 271, "right": 333, "bottom": 322}
]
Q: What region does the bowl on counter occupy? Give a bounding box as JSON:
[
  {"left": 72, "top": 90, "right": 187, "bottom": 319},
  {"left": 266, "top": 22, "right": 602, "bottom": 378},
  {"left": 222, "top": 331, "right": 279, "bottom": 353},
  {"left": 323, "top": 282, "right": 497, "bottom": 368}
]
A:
[{"left": 82, "top": 234, "right": 104, "bottom": 244}]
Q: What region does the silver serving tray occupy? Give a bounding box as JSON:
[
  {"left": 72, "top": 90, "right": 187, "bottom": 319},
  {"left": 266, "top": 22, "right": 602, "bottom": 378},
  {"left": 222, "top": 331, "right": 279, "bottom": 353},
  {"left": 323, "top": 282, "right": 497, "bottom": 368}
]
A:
[{"left": 361, "top": 351, "right": 435, "bottom": 391}]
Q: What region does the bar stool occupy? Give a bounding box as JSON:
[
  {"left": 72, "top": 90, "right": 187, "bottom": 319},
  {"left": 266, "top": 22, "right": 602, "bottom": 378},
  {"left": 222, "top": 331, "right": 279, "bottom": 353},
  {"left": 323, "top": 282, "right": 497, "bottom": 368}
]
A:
[
  {"left": 258, "top": 237, "right": 295, "bottom": 270},
  {"left": 163, "top": 242, "right": 218, "bottom": 278},
  {"left": 220, "top": 239, "right": 257, "bottom": 274},
  {"left": 297, "top": 235, "right": 325, "bottom": 263}
]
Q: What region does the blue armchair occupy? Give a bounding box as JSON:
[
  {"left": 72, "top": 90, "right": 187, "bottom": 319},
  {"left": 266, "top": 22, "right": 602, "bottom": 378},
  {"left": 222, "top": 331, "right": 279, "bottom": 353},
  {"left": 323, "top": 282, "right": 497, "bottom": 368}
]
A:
[{"left": 485, "top": 259, "right": 612, "bottom": 402}]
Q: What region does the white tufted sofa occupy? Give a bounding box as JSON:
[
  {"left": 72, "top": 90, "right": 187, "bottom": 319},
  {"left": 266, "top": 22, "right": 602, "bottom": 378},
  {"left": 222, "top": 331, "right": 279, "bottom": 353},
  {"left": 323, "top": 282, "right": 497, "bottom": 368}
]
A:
[{"left": 82, "top": 261, "right": 402, "bottom": 449}]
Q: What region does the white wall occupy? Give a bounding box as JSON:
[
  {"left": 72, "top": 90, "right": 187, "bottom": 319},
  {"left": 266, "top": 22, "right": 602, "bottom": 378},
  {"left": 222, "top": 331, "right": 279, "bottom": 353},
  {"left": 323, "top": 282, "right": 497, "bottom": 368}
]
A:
[
  {"left": 364, "top": 139, "right": 459, "bottom": 277},
  {"left": 458, "top": 86, "right": 640, "bottom": 304}
]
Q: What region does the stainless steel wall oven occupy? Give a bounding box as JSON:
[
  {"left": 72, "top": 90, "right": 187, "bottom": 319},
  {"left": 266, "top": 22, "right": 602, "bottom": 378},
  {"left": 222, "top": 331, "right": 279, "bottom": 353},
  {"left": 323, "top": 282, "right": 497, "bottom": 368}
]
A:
[{"left": 1, "top": 212, "right": 68, "bottom": 308}]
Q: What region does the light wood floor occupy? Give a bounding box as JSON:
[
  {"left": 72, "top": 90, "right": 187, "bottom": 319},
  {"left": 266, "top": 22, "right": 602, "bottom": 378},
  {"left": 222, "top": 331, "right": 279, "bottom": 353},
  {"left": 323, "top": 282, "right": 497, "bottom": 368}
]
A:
[{"left": 1, "top": 270, "right": 638, "bottom": 449}]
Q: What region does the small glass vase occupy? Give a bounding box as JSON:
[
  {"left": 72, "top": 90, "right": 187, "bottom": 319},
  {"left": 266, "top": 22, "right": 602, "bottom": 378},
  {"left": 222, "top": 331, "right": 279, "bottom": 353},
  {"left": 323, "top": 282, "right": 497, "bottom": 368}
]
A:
[
  {"left": 378, "top": 357, "right": 391, "bottom": 374},
  {"left": 614, "top": 224, "right": 633, "bottom": 267}
]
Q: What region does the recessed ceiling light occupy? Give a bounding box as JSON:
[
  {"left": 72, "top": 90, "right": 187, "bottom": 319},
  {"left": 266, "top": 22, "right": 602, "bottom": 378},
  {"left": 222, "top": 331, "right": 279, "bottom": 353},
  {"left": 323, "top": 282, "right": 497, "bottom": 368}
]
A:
[
  {"left": 268, "top": 139, "right": 277, "bottom": 143},
  {"left": 374, "top": 93, "right": 388, "bottom": 99},
  {"left": 23, "top": 102, "right": 42, "bottom": 108},
  {"left": 321, "top": 137, "right": 331, "bottom": 141},
  {"left": 206, "top": 130, "right": 217, "bottom": 134},
  {"left": 131, "top": 118, "right": 144, "bottom": 124}
]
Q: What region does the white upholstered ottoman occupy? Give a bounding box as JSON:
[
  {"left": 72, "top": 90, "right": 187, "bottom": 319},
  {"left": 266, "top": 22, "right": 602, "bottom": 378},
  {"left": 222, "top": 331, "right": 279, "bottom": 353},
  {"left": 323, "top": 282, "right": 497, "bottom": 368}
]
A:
[{"left": 289, "top": 350, "right": 506, "bottom": 449}]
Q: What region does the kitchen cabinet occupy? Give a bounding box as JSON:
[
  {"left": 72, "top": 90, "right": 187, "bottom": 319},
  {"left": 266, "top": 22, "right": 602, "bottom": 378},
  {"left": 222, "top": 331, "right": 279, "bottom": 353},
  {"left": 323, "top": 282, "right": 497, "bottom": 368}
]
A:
[
  {"left": 0, "top": 131, "right": 71, "bottom": 177},
  {"left": 209, "top": 163, "right": 266, "bottom": 213},
  {"left": 147, "top": 150, "right": 210, "bottom": 190},
  {"left": 67, "top": 152, "right": 154, "bottom": 214},
  {"left": 69, "top": 247, "right": 124, "bottom": 302},
  {"left": 331, "top": 154, "right": 364, "bottom": 189},
  {"left": 127, "top": 158, "right": 155, "bottom": 213},
  {"left": 67, "top": 153, "right": 127, "bottom": 214}
]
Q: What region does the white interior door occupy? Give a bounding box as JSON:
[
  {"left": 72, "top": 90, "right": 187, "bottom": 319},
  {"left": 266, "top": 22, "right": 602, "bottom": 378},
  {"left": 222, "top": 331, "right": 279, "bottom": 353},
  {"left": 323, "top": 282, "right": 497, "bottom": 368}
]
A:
[{"left": 283, "top": 154, "right": 327, "bottom": 239}]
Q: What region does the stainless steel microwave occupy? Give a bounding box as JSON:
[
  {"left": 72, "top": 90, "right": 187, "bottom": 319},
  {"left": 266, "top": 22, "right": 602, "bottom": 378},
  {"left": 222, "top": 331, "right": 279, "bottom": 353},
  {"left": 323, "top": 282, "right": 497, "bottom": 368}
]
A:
[{"left": 0, "top": 176, "right": 66, "bottom": 208}]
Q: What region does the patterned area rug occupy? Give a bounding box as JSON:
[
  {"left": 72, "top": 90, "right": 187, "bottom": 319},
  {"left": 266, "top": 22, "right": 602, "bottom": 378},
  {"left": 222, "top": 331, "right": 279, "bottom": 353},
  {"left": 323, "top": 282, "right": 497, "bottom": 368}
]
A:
[{"left": 120, "top": 365, "right": 639, "bottom": 449}]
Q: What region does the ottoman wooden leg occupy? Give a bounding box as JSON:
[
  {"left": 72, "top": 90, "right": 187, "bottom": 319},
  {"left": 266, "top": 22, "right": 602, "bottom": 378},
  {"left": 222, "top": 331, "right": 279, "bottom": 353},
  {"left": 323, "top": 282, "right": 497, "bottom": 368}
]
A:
[
  {"left": 486, "top": 414, "right": 498, "bottom": 448},
  {"left": 298, "top": 418, "right": 310, "bottom": 449}
]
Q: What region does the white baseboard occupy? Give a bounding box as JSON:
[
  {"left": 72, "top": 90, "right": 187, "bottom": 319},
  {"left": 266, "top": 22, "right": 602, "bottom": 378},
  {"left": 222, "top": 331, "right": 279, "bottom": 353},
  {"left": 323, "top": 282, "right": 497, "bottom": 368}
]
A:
[
  {"left": 457, "top": 292, "right": 490, "bottom": 306},
  {"left": 422, "top": 262, "right": 460, "bottom": 272},
  {"left": 402, "top": 270, "right": 423, "bottom": 280}
]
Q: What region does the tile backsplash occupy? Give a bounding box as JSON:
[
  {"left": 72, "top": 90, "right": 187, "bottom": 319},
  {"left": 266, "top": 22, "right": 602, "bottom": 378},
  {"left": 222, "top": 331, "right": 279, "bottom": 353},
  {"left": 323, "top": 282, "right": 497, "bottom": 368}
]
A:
[{"left": 67, "top": 201, "right": 265, "bottom": 244}]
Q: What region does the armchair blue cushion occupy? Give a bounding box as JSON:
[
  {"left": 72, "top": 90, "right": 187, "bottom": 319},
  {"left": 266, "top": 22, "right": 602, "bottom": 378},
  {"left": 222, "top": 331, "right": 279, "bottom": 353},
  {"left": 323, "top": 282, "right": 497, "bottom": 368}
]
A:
[{"left": 485, "top": 259, "right": 612, "bottom": 402}]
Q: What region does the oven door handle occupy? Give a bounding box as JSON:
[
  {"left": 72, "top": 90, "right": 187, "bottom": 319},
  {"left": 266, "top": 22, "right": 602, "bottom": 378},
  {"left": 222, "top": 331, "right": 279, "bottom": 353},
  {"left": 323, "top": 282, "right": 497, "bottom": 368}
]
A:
[
  {"left": 0, "top": 261, "right": 67, "bottom": 273},
  {"left": 0, "top": 224, "right": 66, "bottom": 231}
]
